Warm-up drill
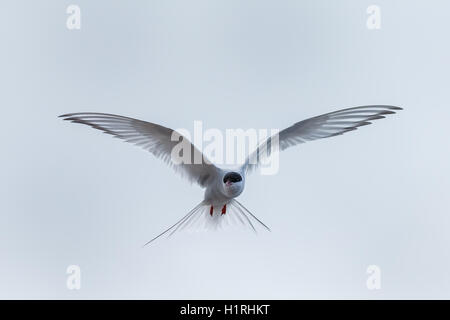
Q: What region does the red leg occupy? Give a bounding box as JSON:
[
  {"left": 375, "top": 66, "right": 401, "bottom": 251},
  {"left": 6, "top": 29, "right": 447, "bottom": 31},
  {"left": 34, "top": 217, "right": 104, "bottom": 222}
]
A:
[
  {"left": 210, "top": 206, "right": 213, "bottom": 216},
  {"left": 221, "top": 204, "right": 226, "bottom": 215}
]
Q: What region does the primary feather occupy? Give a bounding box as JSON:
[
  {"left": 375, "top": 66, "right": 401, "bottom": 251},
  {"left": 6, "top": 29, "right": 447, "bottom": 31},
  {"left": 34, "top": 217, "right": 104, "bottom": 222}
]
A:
[{"left": 243, "top": 105, "right": 402, "bottom": 174}]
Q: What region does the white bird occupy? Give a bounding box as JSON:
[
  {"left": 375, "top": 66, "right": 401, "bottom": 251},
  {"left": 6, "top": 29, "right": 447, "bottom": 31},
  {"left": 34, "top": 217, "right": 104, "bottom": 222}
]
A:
[{"left": 60, "top": 105, "right": 401, "bottom": 245}]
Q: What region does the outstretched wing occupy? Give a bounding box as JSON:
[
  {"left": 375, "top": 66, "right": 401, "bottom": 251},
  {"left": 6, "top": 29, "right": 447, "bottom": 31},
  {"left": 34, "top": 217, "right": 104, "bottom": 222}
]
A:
[
  {"left": 60, "top": 112, "right": 218, "bottom": 187},
  {"left": 243, "top": 105, "right": 402, "bottom": 174}
]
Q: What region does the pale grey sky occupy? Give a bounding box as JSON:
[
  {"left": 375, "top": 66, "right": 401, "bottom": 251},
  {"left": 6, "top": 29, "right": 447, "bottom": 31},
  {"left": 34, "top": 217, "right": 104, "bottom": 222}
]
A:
[{"left": 1, "top": 0, "right": 449, "bottom": 299}]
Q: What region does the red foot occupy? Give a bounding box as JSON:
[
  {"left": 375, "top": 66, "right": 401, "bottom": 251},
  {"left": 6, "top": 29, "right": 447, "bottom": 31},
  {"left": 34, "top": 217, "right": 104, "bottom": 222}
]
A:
[
  {"left": 221, "top": 204, "right": 227, "bottom": 215},
  {"left": 210, "top": 206, "right": 213, "bottom": 216}
]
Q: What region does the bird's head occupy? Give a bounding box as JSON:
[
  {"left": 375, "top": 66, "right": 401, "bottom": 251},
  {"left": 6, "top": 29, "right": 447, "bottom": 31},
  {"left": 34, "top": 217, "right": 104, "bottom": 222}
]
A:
[{"left": 222, "top": 171, "right": 244, "bottom": 198}]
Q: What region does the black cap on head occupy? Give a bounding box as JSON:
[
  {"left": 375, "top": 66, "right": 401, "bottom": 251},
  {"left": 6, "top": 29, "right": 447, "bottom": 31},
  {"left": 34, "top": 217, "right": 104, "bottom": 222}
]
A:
[{"left": 223, "top": 172, "right": 242, "bottom": 183}]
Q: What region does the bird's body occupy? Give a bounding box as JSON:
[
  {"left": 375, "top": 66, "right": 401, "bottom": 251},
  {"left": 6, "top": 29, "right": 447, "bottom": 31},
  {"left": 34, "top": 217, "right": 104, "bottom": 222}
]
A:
[
  {"left": 204, "top": 170, "right": 245, "bottom": 207},
  {"left": 60, "top": 105, "right": 402, "bottom": 245}
]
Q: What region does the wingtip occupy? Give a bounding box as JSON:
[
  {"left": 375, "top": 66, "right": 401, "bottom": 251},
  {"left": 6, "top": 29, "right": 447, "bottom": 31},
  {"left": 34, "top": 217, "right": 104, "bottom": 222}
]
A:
[
  {"left": 367, "top": 105, "right": 402, "bottom": 111},
  {"left": 141, "top": 242, "right": 152, "bottom": 248},
  {"left": 59, "top": 113, "right": 75, "bottom": 119},
  {"left": 59, "top": 112, "right": 99, "bottom": 119},
  {"left": 377, "top": 105, "right": 403, "bottom": 113}
]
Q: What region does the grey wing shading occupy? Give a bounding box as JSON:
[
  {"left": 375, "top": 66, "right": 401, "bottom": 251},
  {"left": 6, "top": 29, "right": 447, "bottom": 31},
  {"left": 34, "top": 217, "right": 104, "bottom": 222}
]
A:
[
  {"left": 60, "top": 112, "right": 218, "bottom": 187},
  {"left": 243, "top": 105, "right": 402, "bottom": 174}
]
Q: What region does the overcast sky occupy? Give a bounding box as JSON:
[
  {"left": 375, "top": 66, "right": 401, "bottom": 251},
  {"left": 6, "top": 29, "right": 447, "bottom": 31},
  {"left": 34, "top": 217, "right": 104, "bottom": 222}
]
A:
[{"left": 1, "top": 0, "right": 449, "bottom": 298}]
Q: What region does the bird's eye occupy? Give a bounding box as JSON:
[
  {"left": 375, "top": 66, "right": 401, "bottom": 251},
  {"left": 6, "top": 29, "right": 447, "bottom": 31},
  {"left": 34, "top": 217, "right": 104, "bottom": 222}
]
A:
[{"left": 223, "top": 172, "right": 242, "bottom": 183}]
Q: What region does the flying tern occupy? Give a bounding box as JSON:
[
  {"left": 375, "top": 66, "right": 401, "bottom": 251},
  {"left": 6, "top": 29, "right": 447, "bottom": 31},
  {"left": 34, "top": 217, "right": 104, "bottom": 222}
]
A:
[{"left": 60, "top": 105, "right": 402, "bottom": 245}]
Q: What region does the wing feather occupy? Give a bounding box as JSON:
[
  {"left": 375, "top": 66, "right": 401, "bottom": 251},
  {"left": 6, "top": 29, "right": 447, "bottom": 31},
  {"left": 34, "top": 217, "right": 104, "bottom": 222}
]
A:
[
  {"left": 243, "top": 105, "right": 402, "bottom": 174},
  {"left": 60, "top": 112, "right": 218, "bottom": 187}
]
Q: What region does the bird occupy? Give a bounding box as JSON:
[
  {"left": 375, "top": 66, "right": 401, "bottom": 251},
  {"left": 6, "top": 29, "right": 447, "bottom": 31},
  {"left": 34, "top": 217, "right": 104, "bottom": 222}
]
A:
[{"left": 59, "top": 105, "right": 402, "bottom": 245}]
